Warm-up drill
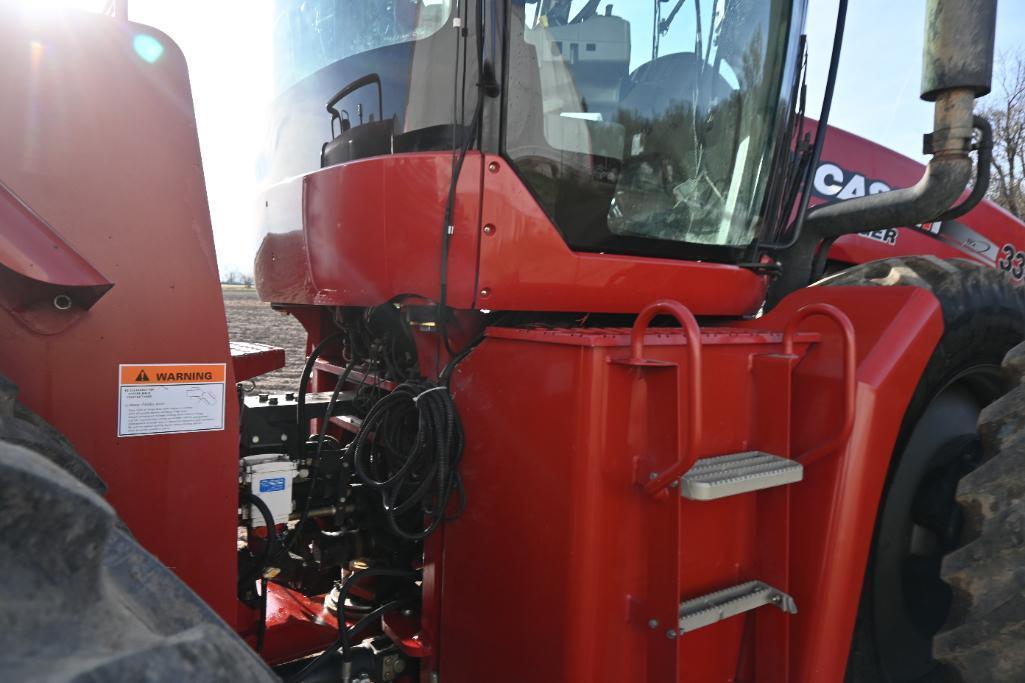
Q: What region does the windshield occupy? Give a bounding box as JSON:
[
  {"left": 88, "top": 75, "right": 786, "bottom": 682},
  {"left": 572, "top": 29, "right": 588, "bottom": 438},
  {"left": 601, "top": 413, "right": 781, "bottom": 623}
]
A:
[
  {"left": 272, "top": 0, "right": 453, "bottom": 95},
  {"left": 505, "top": 0, "right": 795, "bottom": 255}
]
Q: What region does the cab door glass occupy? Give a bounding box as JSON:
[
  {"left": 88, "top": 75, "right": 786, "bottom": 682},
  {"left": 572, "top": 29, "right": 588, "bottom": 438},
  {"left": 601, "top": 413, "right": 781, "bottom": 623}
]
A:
[{"left": 506, "top": 0, "right": 792, "bottom": 253}]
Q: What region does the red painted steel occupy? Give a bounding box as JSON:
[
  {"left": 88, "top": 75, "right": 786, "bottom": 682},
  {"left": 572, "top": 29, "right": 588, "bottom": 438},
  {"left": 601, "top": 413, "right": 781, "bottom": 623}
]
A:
[
  {"left": 254, "top": 152, "right": 769, "bottom": 317},
  {"left": 230, "top": 341, "right": 286, "bottom": 383},
  {"left": 256, "top": 153, "right": 484, "bottom": 309},
  {"left": 0, "top": 180, "right": 112, "bottom": 303},
  {"left": 245, "top": 584, "right": 339, "bottom": 666},
  {"left": 782, "top": 304, "right": 857, "bottom": 465},
  {"left": 618, "top": 300, "right": 705, "bottom": 495},
  {"left": 0, "top": 10, "right": 240, "bottom": 623},
  {"left": 437, "top": 284, "right": 940, "bottom": 681},
  {"left": 0, "top": 179, "right": 114, "bottom": 334},
  {"left": 475, "top": 156, "right": 770, "bottom": 315}
]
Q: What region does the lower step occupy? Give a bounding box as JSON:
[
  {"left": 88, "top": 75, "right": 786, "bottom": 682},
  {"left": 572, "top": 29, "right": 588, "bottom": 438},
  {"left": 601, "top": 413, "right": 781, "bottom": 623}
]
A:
[
  {"left": 680, "top": 451, "right": 803, "bottom": 501},
  {"left": 678, "top": 580, "right": 798, "bottom": 634}
]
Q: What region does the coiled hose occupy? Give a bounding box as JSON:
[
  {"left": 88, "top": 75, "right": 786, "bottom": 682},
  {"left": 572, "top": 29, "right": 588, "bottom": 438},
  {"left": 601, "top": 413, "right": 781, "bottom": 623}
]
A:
[{"left": 350, "top": 380, "right": 465, "bottom": 540}]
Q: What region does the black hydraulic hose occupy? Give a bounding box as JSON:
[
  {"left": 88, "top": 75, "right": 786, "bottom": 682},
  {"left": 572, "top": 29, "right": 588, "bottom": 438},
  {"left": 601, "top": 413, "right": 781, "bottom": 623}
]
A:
[
  {"left": 287, "top": 359, "right": 357, "bottom": 555},
  {"left": 333, "top": 568, "right": 420, "bottom": 639},
  {"left": 239, "top": 491, "right": 277, "bottom": 653},
  {"left": 286, "top": 598, "right": 414, "bottom": 683},
  {"left": 295, "top": 331, "right": 345, "bottom": 459},
  {"left": 239, "top": 491, "right": 278, "bottom": 583},
  {"left": 351, "top": 380, "right": 465, "bottom": 540}
]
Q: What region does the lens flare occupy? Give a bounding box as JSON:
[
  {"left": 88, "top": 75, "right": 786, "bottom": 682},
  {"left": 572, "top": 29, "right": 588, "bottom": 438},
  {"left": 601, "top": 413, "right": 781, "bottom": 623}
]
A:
[{"left": 132, "top": 34, "right": 164, "bottom": 64}]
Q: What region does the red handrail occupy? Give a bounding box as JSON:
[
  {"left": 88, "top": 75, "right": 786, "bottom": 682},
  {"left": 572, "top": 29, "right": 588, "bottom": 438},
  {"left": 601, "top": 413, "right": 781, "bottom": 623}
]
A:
[
  {"left": 628, "top": 300, "right": 703, "bottom": 496},
  {"left": 783, "top": 303, "right": 857, "bottom": 466}
]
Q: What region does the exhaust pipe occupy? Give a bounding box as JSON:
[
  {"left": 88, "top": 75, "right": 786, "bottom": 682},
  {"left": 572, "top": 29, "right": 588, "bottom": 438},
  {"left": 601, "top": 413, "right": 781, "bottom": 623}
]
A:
[
  {"left": 802, "top": 0, "right": 995, "bottom": 238},
  {"left": 770, "top": 0, "right": 997, "bottom": 301}
]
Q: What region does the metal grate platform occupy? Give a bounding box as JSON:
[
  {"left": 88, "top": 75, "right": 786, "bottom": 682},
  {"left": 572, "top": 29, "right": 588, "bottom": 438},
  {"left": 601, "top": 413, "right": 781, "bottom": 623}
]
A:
[
  {"left": 680, "top": 451, "right": 803, "bottom": 501},
  {"left": 678, "top": 580, "right": 798, "bottom": 634}
]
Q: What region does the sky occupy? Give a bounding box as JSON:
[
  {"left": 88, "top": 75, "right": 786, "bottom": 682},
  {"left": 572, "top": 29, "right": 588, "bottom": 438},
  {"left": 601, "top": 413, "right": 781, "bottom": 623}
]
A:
[{"left": 14, "top": 0, "right": 1025, "bottom": 275}]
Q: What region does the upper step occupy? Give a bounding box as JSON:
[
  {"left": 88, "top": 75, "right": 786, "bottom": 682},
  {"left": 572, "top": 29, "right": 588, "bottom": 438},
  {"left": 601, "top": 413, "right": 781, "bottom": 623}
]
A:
[{"left": 680, "top": 451, "right": 803, "bottom": 501}]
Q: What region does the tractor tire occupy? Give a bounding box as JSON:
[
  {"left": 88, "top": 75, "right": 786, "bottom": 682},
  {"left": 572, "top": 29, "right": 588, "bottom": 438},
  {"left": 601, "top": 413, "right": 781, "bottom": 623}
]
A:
[
  {"left": 933, "top": 340, "right": 1025, "bottom": 681},
  {"left": 815, "top": 256, "right": 1025, "bottom": 682},
  {"left": 0, "top": 377, "right": 278, "bottom": 682}
]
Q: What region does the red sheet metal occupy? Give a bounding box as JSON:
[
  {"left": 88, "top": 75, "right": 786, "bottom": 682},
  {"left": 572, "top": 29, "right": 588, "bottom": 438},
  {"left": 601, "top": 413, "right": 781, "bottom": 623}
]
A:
[
  {"left": 247, "top": 584, "right": 339, "bottom": 667},
  {"left": 0, "top": 11, "right": 240, "bottom": 622},
  {"left": 230, "top": 341, "right": 286, "bottom": 383},
  {"left": 435, "top": 284, "right": 940, "bottom": 682}
]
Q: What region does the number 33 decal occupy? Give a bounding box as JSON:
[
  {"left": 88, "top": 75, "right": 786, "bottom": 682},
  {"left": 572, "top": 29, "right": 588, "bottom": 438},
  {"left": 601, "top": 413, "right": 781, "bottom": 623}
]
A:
[{"left": 999, "top": 244, "right": 1025, "bottom": 280}]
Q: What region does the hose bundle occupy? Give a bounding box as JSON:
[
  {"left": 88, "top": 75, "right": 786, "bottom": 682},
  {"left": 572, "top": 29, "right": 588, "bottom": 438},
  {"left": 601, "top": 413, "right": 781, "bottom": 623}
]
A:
[{"left": 351, "top": 380, "right": 465, "bottom": 540}]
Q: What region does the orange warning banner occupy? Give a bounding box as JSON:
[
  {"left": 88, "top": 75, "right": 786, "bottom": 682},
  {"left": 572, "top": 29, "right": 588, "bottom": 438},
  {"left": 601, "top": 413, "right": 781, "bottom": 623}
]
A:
[{"left": 120, "top": 363, "right": 226, "bottom": 385}]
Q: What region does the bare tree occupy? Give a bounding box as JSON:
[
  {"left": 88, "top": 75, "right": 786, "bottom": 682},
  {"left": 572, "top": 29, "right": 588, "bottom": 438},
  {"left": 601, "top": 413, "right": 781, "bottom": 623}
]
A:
[{"left": 980, "top": 52, "right": 1025, "bottom": 220}]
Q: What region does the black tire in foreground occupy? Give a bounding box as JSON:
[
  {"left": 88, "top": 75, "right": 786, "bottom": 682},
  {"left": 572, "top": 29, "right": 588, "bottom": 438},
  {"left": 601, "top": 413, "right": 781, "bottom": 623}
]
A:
[
  {"left": 0, "top": 376, "right": 278, "bottom": 682},
  {"left": 934, "top": 340, "right": 1025, "bottom": 681},
  {"left": 816, "top": 256, "right": 1025, "bottom": 682}
]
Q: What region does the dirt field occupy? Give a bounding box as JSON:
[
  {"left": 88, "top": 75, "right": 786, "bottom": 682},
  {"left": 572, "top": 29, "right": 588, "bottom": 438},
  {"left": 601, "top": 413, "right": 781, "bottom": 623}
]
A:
[{"left": 223, "top": 286, "right": 307, "bottom": 393}]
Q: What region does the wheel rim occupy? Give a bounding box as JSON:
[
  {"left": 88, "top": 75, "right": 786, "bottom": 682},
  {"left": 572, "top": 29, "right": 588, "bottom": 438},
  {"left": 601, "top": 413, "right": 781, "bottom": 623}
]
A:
[{"left": 871, "top": 364, "right": 1006, "bottom": 681}]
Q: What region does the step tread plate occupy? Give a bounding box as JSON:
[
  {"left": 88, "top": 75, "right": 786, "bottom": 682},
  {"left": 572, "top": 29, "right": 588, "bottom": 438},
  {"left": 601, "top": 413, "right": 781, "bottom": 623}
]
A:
[
  {"left": 678, "top": 580, "right": 798, "bottom": 634},
  {"left": 680, "top": 451, "right": 803, "bottom": 500}
]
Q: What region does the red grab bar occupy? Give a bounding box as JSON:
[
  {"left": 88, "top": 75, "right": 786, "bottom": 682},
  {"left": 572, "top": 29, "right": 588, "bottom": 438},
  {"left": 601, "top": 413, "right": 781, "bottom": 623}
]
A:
[
  {"left": 783, "top": 303, "right": 857, "bottom": 466},
  {"left": 628, "top": 300, "right": 703, "bottom": 496}
]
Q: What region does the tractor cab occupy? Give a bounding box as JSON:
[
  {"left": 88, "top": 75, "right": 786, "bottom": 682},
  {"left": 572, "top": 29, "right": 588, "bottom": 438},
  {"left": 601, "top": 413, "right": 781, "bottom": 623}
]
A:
[{"left": 258, "top": 0, "right": 804, "bottom": 299}]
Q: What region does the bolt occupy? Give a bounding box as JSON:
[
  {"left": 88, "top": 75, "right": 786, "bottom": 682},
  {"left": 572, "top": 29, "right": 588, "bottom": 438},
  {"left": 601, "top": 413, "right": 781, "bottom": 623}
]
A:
[
  {"left": 402, "top": 608, "right": 414, "bottom": 617},
  {"left": 394, "top": 659, "right": 407, "bottom": 673},
  {"left": 53, "top": 294, "right": 73, "bottom": 311},
  {"left": 479, "top": 287, "right": 491, "bottom": 298},
  {"left": 251, "top": 435, "right": 260, "bottom": 444},
  {"left": 488, "top": 161, "right": 500, "bottom": 173},
  {"left": 647, "top": 619, "right": 659, "bottom": 629},
  {"left": 483, "top": 224, "right": 496, "bottom": 236},
  {"left": 281, "top": 433, "right": 288, "bottom": 442},
  {"left": 665, "top": 629, "right": 677, "bottom": 640},
  {"left": 649, "top": 472, "right": 658, "bottom": 481}
]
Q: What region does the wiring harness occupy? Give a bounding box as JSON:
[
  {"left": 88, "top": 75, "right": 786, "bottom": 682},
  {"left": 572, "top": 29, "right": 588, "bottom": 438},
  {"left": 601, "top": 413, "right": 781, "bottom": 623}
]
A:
[{"left": 350, "top": 380, "right": 466, "bottom": 540}]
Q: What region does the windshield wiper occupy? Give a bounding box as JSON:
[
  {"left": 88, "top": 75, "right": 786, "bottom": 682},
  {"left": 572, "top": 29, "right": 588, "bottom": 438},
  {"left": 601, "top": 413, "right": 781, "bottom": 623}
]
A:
[{"left": 658, "top": 0, "right": 689, "bottom": 35}]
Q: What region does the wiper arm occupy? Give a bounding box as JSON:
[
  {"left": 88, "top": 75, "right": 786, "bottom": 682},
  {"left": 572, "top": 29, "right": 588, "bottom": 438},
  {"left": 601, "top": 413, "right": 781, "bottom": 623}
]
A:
[
  {"left": 570, "top": 0, "right": 601, "bottom": 24},
  {"left": 659, "top": 0, "right": 689, "bottom": 35}
]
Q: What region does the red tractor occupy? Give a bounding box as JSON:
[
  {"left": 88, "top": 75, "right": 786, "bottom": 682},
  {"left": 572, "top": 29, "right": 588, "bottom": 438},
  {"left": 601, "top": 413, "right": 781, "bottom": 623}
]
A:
[{"left": 1, "top": 0, "right": 1022, "bottom": 681}]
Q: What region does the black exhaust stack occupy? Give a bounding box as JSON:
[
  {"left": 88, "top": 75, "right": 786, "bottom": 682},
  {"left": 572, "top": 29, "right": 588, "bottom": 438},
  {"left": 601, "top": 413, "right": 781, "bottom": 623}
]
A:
[{"left": 769, "top": 0, "right": 998, "bottom": 303}]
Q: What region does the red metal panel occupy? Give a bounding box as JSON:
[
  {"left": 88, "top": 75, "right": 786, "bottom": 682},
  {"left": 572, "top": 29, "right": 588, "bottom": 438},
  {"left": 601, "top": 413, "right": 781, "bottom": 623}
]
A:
[
  {"left": 0, "top": 180, "right": 112, "bottom": 298},
  {"left": 0, "top": 179, "right": 114, "bottom": 334},
  {"left": 437, "top": 284, "right": 940, "bottom": 682},
  {"left": 749, "top": 286, "right": 943, "bottom": 681},
  {"left": 243, "top": 584, "right": 338, "bottom": 666},
  {"left": 476, "top": 155, "right": 769, "bottom": 315},
  {"left": 0, "top": 9, "right": 240, "bottom": 623},
  {"left": 230, "top": 341, "right": 286, "bottom": 383},
  {"left": 255, "top": 153, "right": 484, "bottom": 308},
  {"left": 256, "top": 152, "right": 769, "bottom": 317}
]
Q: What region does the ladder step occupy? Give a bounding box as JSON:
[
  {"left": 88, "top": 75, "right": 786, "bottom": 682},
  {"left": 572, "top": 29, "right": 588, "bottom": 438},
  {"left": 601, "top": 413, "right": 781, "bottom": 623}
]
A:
[
  {"left": 680, "top": 451, "right": 803, "bottom": 500},
  {"left": 678, "top": 580, "right": 797, "bottom": 634}
]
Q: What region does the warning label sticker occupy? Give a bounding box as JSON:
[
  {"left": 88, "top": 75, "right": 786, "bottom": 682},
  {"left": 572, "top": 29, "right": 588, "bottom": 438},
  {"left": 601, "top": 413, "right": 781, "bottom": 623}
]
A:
[{"left": 118, "top": 363, "right": 226, "bottom": 438}]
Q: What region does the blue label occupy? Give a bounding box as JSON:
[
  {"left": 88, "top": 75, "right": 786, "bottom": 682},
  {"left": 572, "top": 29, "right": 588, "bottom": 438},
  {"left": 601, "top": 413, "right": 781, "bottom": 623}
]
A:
[{"left": 259, "top": 477, "right": 286, "bottom": 493}]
